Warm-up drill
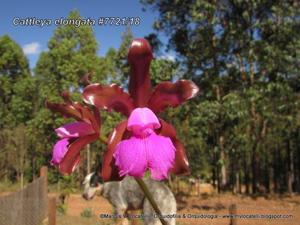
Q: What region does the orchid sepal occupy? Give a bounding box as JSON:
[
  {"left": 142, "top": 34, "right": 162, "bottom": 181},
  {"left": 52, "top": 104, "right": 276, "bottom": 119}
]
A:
[
  {"left": 82, "top": 83, "right": 134, "bottom": 117},
  {"left": 148, "top": 79, "right": 200, "bottom": 114}
]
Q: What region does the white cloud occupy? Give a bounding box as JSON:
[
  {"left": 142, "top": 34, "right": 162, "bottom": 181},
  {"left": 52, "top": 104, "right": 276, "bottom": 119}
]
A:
[
  {"left": 23, "top": 42, "right": 41, "bottom": 55},
  {"left": 158, "top": 53, "right": 176, "bottom": 61}
]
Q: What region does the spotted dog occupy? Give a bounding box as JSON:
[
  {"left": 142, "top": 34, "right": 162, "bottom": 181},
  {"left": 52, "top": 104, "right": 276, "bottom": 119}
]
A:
[{"left": 82, "top": 173, "right": 176, "bottom": 225}]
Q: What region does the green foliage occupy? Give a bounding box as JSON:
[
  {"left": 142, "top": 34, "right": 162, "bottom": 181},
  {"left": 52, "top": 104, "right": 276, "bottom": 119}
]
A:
[
  {"left": 35, "top": 10, "right": 101, "bottom": 99},
  {"left": 0, "top": 35, "right": 29, "bottom": 79},
  {"left": 58, "top": 174, "right": 78, "bottom": 195},
  {"left": 0, "top": 35, "right": 35, "bottom": 182},
  {"left": 0, "top": 35, "right": 33, "bottom": 127},
  {"left": 142, "top": 0, "right": 300, "bottom": 193},
  {"left": 1, "top": 3, "right": 299, "bottom": 195},
  {"left": 57, "top": 203, "right": 68, "bottom": 216},
  {"left": 150, "top": 58, "right": 178, "bottom": 86},
  {"left": 80, "top": 208, "right": 93, "bottom": 218}
]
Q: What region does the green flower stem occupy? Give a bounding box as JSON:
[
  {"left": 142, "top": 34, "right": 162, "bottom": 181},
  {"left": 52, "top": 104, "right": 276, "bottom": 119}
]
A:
[
  {"left": 135, "top": 178, "right": 169, "bottom": 225},
  {"left": 98, "top": 136, "right": 168, "bottom": 225}
]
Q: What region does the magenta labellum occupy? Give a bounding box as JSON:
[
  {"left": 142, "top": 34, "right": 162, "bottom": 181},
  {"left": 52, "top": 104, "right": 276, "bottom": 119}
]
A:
[{"left": 113, "top": 108, "right": 175, "bottom": 180}]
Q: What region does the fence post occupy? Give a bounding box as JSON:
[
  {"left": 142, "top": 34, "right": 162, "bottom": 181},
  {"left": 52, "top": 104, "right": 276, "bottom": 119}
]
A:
[
  {"left": 48, "top": 197, "right": 56, "bottom": 225},
  {"left": 197, "top": 178, "right": 201, "bottom": 197},
  {"left": 40, "top": 166, "right": 48, "bottom": 189},
  {"left": 40, "top": 166, "right": 56, "bottom": 225},
  {"left": 229, "top": 204, "right": 237, "bottom": 225}
]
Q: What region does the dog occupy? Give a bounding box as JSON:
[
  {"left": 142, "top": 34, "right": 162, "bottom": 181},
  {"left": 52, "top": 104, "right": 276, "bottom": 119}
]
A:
[{"left": 82, "top": 172, "right": 176, "bottom": 225}]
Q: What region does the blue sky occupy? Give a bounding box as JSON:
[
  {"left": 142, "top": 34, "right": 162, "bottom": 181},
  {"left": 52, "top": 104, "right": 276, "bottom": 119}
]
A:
[{"left": 0, "top": 0, "right": 171, "bottom": 68}]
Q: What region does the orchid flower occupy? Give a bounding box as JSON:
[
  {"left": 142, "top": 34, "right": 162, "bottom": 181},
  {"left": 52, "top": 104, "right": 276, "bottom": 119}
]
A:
[
  {"left": 82, "top": 39, "right": 199, "bottom": 181},
  {"left": 46, "top": 91, "right": 101, "bottom": 174}
]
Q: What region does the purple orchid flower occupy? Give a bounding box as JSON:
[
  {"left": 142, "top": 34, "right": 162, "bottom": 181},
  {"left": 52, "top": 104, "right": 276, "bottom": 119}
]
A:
[
  {"left": 46, "top": 91, "right": 101, "bottom": 174},
  {"left": 82, "top": 39, "right": 199, "bottom": 181}
]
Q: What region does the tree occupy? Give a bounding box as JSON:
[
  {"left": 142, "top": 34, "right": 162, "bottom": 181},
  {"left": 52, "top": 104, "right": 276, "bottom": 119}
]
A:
[
  {"left": 29, "top": 10, "right": 101, "bottom": 179},
  {"left": 0, "top": 35, "right": 35, "bottom": 182},
  {"left": 0, "top": 35, "right": 32, "bottom": 126},
  {"left": 142, "top": 0, "right": 300, "bottom": 193}
]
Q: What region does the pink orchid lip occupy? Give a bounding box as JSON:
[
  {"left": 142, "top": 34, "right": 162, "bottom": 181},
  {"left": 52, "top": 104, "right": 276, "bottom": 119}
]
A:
[
  {"left": 113, "top": 132, "right": 175, "bottom": 180},
  {"left": 113, "top": 107, "right": 176, "bottom": 180}
]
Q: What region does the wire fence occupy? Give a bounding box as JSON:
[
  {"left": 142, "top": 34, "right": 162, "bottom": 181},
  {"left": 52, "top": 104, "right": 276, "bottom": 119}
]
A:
[{"left": 0, "top": 169, "right": 49, "bottom": 225}]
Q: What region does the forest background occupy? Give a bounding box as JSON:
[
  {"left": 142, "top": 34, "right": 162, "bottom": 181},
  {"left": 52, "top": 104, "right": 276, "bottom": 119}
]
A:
[{"left": 0, "top": 1, "right": 299, "bottom": 195}]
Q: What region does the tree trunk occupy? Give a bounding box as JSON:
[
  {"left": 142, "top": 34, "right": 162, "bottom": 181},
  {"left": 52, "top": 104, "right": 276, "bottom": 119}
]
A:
[
  {"left": 220, "top": 135, "right": 227, "bottom": 190},
  {"left": 217, "top": 163, "right": 221, "bottom": 193},
  {"left": 274, "top": 145, "right": 280, "bottom": 193},
  {"left": 296, "top": 129, "right": 300, "bottom": 192},
  {"left": 269, "top": 165, "right": 274, "bottom": 194},
  {"left": 212, "top": 149, "right": 217, "bottom": 189},
  {"left": 20, "top": 172, "right": 24, "bottom": 189},
  {"left": 87, "top": 144, "right": 91, "bottom": 174},
  {"left": 234, "top": 172, "right": 240, "bottom": 194},
  {"left": 287, "top": 140, "right": 294, "bottom": 194},
  {"left": 251, "top": 142, "right": 259, "bottom": 194},
  {"left": 244, "top": 156, "right": 250, "bottom": 194}
]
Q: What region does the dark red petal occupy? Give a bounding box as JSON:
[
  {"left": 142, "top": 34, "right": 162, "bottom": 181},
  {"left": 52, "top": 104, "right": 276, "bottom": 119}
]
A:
[
  {"left": 128, "top": 39, "right": 153, "bottom": 107},
  {"left": 92, "top": 107, "right": 101, "bottom": 132},
  {"left": 158, "top": 119, "right": 190, "bottom": 175},
  {"left": 102, "top": 120, "right": 129, "bottom": 181},
  {"left": 59, "top": 134, "right": 98, "bottom": 175},
  {"left": 45, "top": 100, "right": 82, "bottom": 121},
  {"left": 72, "top": 102, "right": 100, "bottom": 133},
  {"left": 170, "top": 139, "right": 190, "bottom": 175},
  {"left": 83, "top": 83, "right": 134, "bottom": 117},
  {"left": 148, "top": 80, "right": 199, "bottom": 114}
]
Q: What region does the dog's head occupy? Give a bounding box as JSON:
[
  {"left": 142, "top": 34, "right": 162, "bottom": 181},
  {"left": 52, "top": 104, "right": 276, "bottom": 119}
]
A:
[{"left": 82, "top": 172, "right": 103, "bottom": 200}]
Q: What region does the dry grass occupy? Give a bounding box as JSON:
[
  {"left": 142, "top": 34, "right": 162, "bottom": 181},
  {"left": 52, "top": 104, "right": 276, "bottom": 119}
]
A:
[{"left": 53, "top": 193, "right": 300, "bottom": 225}]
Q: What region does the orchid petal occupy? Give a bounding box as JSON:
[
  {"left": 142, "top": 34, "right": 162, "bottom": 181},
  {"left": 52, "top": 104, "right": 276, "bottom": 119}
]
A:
[
  {"left": 55, "top": 122, "right": 95, "bottom": 138},
  {"left": 148, "top": 80, "right": 199, "bottom": 114},
  {"left": 158, "top": 119, "right": 190, "bottom": 175},
  {"left": 147, "top": 133, "right": 175, "bottom": 180},
  {"left": 46, "top": 98, "right": 100, "bottom": 133},
  {"left": 113, "top": 133, "right": 175, "bottom": 180},
  {"left": 45, "top": 101, "right": 82, "bottom": 121},
  {"left": 58, "top": 134, "right": 99, "bottom": 175},
  {"left": 83, "top": 83, "right": 134, "bottom": 117},
  {"left": 127, "top": 107, "right": 160, "bottom": 136},
  {"left": 128, "top": 39, "right": 153, "bottom": 107},
  {"left": 114, "top": 136, "right": 148, "bottom": 178},
  {"left": 102, "top": 120, "right": 129, "bottom": 181},
  {"left": 50, "top": 138, "right": 69, "bottom": 166},
  {"left": 92, "top": 107, "right": 101, "bottom": 132},
  {"left": 72, "top": 102, "right": 100, "bottom": 132}
]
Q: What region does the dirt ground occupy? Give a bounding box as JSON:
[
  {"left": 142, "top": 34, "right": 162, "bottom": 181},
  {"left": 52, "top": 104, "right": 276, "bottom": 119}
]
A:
[{"left": 55, "top": 193, "right": 300, "bottom": 225}]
